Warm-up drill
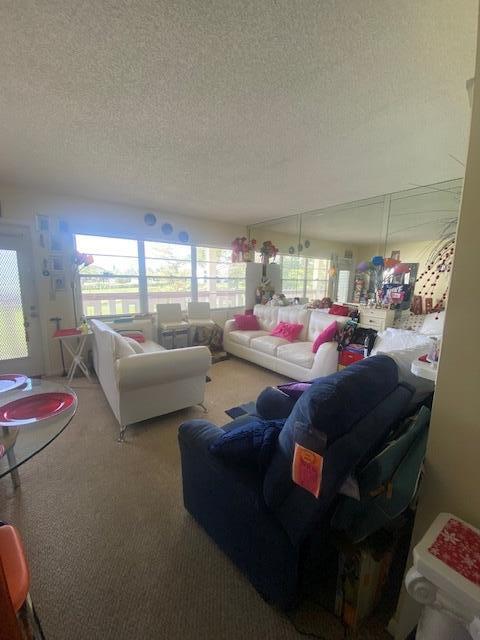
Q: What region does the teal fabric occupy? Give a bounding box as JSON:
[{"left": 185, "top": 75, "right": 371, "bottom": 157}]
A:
[{"left": 331, "top": 405, "right": 430, "bottom": 542}]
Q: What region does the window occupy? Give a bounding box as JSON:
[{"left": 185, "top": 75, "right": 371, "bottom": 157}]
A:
[
  {"left": 76, "top": 235, "right": 141, "bottom": 317},
  {"left": 75, "top": 235, "right": 244, "bottom": 316},
  {"left": 305, "top": 257, "right": 330, "bottom": 300},
  {"left": 280, "top": 255, "right": 330, "bottom": 300},
  {"left": 336, "top": 269, "right": 351, "bottom": 303},
  {"left": 280, "top": 255, "right": 306, "bottom": 298},
  {"left": 145, "top": 241, "right": 192, "bottom": 311},
  {"left": 196, "top": 247, "right": 246, "bottom": 309}
]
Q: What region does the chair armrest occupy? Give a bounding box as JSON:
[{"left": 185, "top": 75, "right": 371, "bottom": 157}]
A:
[
  {"left": 178, "top": 419, "right": 224, "bottom": 451},
  {"left": 116, "top": 346, "right": 211, "bottom": 391}
]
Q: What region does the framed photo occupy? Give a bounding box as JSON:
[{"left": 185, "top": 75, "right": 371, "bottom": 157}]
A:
[
  {"left": 50, "top": 255, "right": 64, "bottom": 271},
  {"left": 57, "top": 218, "right": 69, "bottom": 233},
  {"left": 50, "top": 233, "right": 62, "bottom": 252},
  {"left": 54, "top": 275, "right": 66, "bottom": 292},
  {"left": 35, "top": 214, "right": 50, "bottom": 232},
  {"left": 390, "top": 250, "right": 401, "bottom": 262}
]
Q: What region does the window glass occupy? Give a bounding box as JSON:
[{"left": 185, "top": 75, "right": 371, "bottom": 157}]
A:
[
  {"left": 196, "top": 246, "right": 246, "bottom": 308},
  {"left": 76, "top": 234, "right": 140, "bottom": 316},
  {"left": 145, "top": 241, "right": 192, "bottom": 311}
]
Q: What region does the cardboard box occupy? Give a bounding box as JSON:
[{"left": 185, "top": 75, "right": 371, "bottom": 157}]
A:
[{"left": 334, "top": 544, "right": 393, "bottom": 630}]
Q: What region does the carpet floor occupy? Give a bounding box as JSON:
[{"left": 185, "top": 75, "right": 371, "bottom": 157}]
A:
[{"left": 0, "top": 357, "right": 394, "bottom": 640}]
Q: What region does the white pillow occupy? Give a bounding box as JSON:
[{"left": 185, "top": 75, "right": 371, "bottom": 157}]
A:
[
  {"left": 371, "top": 328, "right": 431, "bottom": 355},
  {"left": 419, "top": 311, "right": 445, "bottom": 336},
  {"left": 113, "top": 333, "right": 136, "bottom": 359},
  {"left": 123, "top": 336, "right": 144, "bottom": 354}
]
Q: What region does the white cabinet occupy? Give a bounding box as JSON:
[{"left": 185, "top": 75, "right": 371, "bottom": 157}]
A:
[{"left": 348, "top": 304, "right": 395, "bottom": 331}]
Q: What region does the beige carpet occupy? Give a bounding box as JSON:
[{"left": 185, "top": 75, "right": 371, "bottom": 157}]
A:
[{"left": 0, "top": 358, "right": 392, "bottom": 640}]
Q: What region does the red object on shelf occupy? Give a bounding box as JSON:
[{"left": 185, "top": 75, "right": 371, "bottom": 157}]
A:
[
  {"left": 429, "top": 518, "right": 480, "bottom": 587},
  {"left": 53, "top": 328, "right": 81, "bottom": 337},
  {"left": 0, "top": 393, "right": 75, "bottom": 425},
  {"left": 418, "top": 354, "right": 429, "bottom": 362},
  {"left": 329, "top": 304, "right": 350, "bottom": 316},
  {"left": 339, "top": 351, "right": 364, "bottom": 366}
]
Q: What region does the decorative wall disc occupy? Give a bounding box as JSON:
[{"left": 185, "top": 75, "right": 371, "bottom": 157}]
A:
[{"left": 144, "top": 213, "right": 157, "bottom": 226}]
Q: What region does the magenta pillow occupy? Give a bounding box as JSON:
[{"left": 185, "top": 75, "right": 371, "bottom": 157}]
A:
[
  {"left": 312, "top": 320, "right": 337, "bottom": 353},
  {"left": 270, "top": 322, "right": 303, "bottom": 342},
  {"left": 234, "top": 314, "right": 261, "bottom": 330}
]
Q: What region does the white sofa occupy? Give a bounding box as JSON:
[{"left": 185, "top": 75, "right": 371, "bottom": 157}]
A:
[
  {"left": 90, "top": 319, "right": 211, "bottom": 440},
  {"left": 223, "top": 305, "right": 347, "bottom": 381}
]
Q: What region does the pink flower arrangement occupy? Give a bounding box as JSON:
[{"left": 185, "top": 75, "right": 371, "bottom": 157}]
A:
[
  {"left": 73, "top": 250, "right": 94, "bottom": 268},
  {"left": 231, "top": 237, "right": 256, "bottom": 262},
  {"left": 259, "top": 240, "right": 278, "bottom": 263}
]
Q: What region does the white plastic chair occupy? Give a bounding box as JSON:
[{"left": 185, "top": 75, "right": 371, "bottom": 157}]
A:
[
  {"left": 156, "top": 303, "right": 190, "bottom": 348},
  {"left": 187, "top": 302, "right": 215, "bottom": 328}
]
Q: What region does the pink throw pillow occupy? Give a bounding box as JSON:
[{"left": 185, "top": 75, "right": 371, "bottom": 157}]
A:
[
  {"left": 234, "top": 314, "right": 260, "bottom": 330},
  {"left": 270, "top": 322, "right": 303, "bottom": 342},
  {"left": 312, "top": 321, "right": 337, "bottom": 353}
]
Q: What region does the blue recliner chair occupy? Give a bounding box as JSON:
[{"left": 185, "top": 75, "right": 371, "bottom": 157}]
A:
[{"left": 178, "top": 356, "right": 414, "bottom": 608}]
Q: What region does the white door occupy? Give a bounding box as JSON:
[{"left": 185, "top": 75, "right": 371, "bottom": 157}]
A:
[{"left": 0, "top": 225, "right": 44, "bottom": 375}]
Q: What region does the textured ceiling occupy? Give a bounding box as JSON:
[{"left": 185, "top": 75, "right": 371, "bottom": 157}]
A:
[{"left": 0, "top": 1, "right": 477, "bottom": 223}]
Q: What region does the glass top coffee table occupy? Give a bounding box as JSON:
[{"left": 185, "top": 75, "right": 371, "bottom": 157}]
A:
[{"left": 0, "top": 378, "right": 77, "bottom": 487}]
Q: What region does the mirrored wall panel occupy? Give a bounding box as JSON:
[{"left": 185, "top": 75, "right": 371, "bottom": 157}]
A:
[{"left": 247, "top": 178, "right": 462, "bottom": 312}]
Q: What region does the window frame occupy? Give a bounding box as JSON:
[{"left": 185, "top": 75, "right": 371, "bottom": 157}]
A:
[
  {"left": 279, "top": 254, "right": 330, "bottom": 301},
  {"left": 75, "top": 234, "right": 246, "bottom": 317}
]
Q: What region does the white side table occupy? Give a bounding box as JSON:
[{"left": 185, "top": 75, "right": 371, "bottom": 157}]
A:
[
  {"left": 411, "top": 358, "right": 438, "bottom": 383},
  {"left": 405, "top": 513, "right": 480, "bottom": 639},
  {"left": 53, "top": 332, "right": 92, "bottom": 383}
]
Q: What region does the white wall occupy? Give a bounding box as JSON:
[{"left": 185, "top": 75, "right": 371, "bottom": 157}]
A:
[
  {"left": 0, "top": 184, "right": 246, "bottom": 374},
  {"left": 393, "top": 19, "right": 480, "bottom": 639}
]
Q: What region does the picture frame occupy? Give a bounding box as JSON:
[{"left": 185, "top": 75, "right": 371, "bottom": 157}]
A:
[
  {"left": 54, "top": 275, "right": 66, "bottom": 292},
  {"left": 35, "top": 214, "right": 50, "bottom": 233},
  {"left": 50, "top": 233, "right": 63, "bottom": 252},
  {"left": 50, "top": 255, "right": 64, "bottom": 272},
  {"left": 57, "top": 218, "right": 69, "bottom": 233},
  {"left": 390, "top": 250, "right": 401, "bottom": 262}
]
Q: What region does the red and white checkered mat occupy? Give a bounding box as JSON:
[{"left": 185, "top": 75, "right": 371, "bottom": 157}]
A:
[{"left": 429, "top": 517, "right": 480, "bottom": 587}]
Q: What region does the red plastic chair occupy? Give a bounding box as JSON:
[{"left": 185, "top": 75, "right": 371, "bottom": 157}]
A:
[{"left": 0, "top": 524, "right": 45, "bottom": 639}]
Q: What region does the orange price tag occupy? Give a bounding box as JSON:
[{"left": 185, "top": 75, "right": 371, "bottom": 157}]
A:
[{"left": 292, "top": 443, "right": 324, "bottom": 498}]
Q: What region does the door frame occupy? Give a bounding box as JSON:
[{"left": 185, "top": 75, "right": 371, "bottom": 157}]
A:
[{"left": 0, "top": 222, "right": 44, "bottom": 375}]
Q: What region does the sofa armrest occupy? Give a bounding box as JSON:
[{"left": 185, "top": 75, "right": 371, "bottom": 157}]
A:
[
  {"left": 116, "top": 346, "right": 211, "bottom": 391},
  {"left": 223, "top": 319, "right": 237, "bottom": 335},
  {"left": 310, "top": 341, "right": 340, "bottom": 377}
]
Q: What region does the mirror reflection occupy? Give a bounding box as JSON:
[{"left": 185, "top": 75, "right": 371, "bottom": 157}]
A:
[{"left": 247, "top": 178, "right": 461, "bottom": 315}]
